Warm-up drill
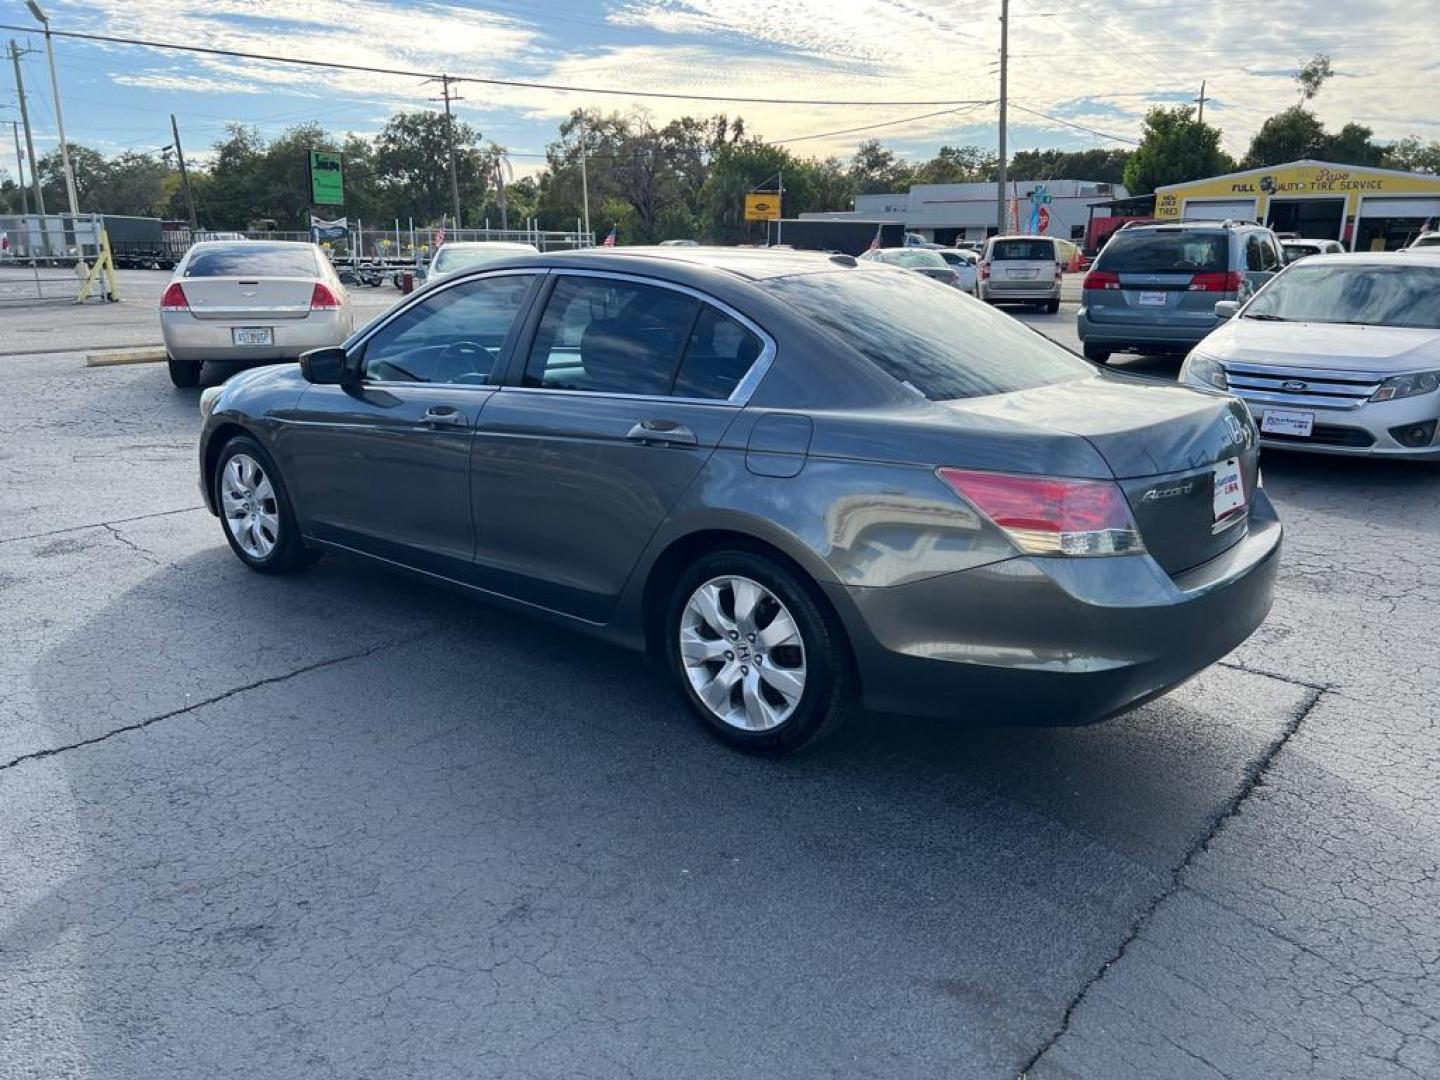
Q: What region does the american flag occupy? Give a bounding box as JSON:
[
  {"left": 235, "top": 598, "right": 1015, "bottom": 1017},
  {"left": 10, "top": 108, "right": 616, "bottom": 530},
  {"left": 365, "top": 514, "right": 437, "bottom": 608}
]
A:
[
  {"left": 602, "top": 226, "right": 617, "bottom": 247},
  {"left": 433, "top": 227, "right": 445, "bottom": 246},
  {"left": 868, "top": 223, "right": 882, "bottom": 250}
]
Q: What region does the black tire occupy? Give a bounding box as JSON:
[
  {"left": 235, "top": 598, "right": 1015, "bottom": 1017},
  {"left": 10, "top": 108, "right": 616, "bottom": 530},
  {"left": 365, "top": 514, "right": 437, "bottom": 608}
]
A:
[
  {"left": 1083, "top": 344, "right": 1111, "bottom": 364},
  {"left": 212, "top": 435, "right": 317, "bottom": 574},
  {"left": 663, "top": 549, "right": 852, "bottom": 754},
  {"left": 167, "top": 355, "right": 201, "bottom": 387},
  {"left": 1045, "top": 298, "right": 1061, "bottom": 314}
]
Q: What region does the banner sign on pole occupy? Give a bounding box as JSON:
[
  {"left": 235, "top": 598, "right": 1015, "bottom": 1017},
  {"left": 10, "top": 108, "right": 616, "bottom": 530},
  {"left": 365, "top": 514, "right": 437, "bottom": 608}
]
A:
[
  {"left": 309, "top": 215, "right": 348, "bottom": 242},
  {"left": 745, "top": 192, "right": 781, "bottom": 221},
  {"left": 309, "top": 150, "right": 345, "bottom": 206}
]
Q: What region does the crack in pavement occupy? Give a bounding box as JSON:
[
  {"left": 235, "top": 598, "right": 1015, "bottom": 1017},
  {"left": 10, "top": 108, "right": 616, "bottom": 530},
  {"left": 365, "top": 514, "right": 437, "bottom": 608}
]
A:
[
  {"left": 1217, "top": 658, "right": 1328, "bottom": 692},
  {"left": 0, "top": 632, "right": 431, "bottom": 775},
  {"left": 0, "top": 506, "right": 205, "bottom": 546},
  {"left": 101, "top": 522, "right": 161, "bottom": 566},
  {"left": 1016, "top": 683, "right": 1329, "bottom": 1079}
]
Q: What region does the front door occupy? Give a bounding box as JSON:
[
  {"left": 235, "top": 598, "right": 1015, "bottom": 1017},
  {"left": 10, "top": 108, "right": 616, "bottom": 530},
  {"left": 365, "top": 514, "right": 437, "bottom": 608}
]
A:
[
  {"left": 285, "top": 271, "right": 540, "bottom": 576},
  {"left": 472, "top": 273, "right": 768, "bottom": 622}
]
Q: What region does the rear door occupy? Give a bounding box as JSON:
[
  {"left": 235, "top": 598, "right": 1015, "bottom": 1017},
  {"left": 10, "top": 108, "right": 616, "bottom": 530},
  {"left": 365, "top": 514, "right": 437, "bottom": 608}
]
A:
[
  {"left": 987, "top": 238, "right": 1056, "bottom": 291},
  {"left": 1087, "top": 228, "right": 1230, "bottom": 330},
  {"left": 286, "top": 271, "right": 540, "bottom": 576},
  {"left": 1242, "top": 230, "right": 1283, "bottom": 296},
  {"left": 472, "top": 272, "right": 769, "bottom": 621}
]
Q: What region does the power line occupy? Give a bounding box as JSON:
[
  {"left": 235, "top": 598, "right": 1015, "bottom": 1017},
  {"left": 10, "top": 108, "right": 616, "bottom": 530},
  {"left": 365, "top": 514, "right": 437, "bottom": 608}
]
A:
[
  {"left": 0, "top": 22, "right": 993, "bottom": 108},
  {"left": 1009, "top": 103, "right": 1141, "bottom": 145},
  {"left": 767, "top": 102, "right": 995, "bottom": 145}
]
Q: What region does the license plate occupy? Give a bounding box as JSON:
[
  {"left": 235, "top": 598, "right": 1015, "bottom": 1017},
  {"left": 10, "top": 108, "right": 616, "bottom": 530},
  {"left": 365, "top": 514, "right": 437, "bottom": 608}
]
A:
[
  {"left": 1260, "top": 408, "right": 1314, "bottom": 437},
  {"left": 1008, "top": 268, "right": 1038, "bottom": 279},
  {"left": 1137, "top": 291, "right": 1166, "bottom": 306},
  {"left": 232, "top": 327, "right": 273, "bottom": 346},
  {"left": 1212, "top": 458, "right": 1246, "bottom": 521}
]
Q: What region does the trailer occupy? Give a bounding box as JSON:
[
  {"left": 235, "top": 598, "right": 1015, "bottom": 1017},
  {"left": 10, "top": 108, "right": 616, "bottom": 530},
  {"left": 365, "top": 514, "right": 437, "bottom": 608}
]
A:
[{"left": 772, "top": 219, "right": 906, "bottom": 256}]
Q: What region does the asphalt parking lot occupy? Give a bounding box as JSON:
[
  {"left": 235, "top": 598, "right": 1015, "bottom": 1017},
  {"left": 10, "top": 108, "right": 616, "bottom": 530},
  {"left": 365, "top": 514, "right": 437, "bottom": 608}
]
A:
[{"left": 2, "top": 271, "right": 1438, "bottom": 1079}]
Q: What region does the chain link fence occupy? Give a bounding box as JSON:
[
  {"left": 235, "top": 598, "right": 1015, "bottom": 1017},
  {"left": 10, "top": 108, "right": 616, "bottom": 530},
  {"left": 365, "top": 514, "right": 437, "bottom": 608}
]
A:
[{"left": 0, "top": 214, "right": 110, "bottom": 304}]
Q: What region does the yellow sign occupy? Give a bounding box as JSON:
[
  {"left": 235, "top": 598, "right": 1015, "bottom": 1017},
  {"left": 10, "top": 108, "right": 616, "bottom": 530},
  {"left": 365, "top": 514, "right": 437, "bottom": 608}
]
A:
[
  {"left": 745, "top": 192, "right": 781, "bottom": 221},
  {"left": 1155, "top": 162, "right": 1440, "bottom": 220}
]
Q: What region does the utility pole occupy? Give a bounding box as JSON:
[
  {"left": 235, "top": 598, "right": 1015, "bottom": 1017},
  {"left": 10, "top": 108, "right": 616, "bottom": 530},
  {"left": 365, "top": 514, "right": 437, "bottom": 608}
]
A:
[
  {"left": 9, "top": 120, "right": 28, "bottom": 214},
  {"left": 577, "top": 118, "right": 591, "bottom": 244},
  {"left": 8, "top": 40, "right": 44, "bottom": 215},
  {"left": 994, "top": 0, "right": 1009, "bottom": 236},
  {"left": 432, "top": 74, "right": 462, "bottom": 229},
  {"left": 1195, "top": 79, "right": 1208, "bottom": 125},
  {"left": 777, "top": 167, "right": 784, "bottom": 246},
  {"left": 27, "top": 2, "right": 78, "bottom": 216},
  {"left": 170, "top": 113, "right": 197, "bottom": 228}
]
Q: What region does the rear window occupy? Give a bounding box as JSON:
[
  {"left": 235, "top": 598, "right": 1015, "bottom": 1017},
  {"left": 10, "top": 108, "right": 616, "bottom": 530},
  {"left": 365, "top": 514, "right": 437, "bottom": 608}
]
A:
[
  {"left": 990, "top": 239, "right": 1055, "bottom": 261},
  {"left": 763, "top": 268, "right": 1093, "bottom": 401},
  {"left": 185, "top": 245, "right": 319, "bottom": 278},
  {"left": 1096, "top": 230, "right": 1227, "bottom": 273},
  {"left": 885, "top": 249, "right": 948, "bottom": 269}
]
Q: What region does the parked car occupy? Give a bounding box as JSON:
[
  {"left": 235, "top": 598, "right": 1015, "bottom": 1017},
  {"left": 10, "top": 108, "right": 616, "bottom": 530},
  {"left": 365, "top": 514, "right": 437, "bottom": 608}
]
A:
[
  {"left": 1181, "top": 251, "right": 1440, "bottom": 458},
  {"left": 160, "top": 241, "right": 353, "bottom": 388},
  {"left": 197, "top": 246, "right": 1279, "bottom": 753},
  {"left": 1078, "top": 220, "right": 1283, "bottom": 363},
  {"left": 936, "top": 248, "right": 980, "bottom": 292},
  {"left": 1282, "top": 238, "right": 1346, "bottom": 263},
  {"left": 859, "top": 246, "right": 963, "bottom": 288},
  {"left": 428, "top": 241, "right": 539, "bottom": 280},
  {"left": 1404, "top": 231, "right": 1440, "bottom": 251},
  {"left": 659, "top": 239, "right": 700, "bottom": 247},
  {"left": 977, "top": 235, "right": 1063, "bottom": 312}
]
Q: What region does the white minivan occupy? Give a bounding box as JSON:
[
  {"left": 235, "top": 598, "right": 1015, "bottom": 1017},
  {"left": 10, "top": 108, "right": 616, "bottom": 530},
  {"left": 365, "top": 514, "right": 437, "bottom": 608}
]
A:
[{"left": 977, "top": 234, "right": 1063, "bottom": 311}]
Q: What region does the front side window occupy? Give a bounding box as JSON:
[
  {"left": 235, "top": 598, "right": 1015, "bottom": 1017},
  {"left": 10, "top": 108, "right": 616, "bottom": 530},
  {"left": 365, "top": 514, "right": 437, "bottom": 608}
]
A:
[
  {"left": 525, "top": 277, "right": 701, "bottom": 396},
  {"left": 1244, "top": 264, "right": 1440, "bottom": 329},
  {"left": 363, "top": 273, "right": 536, "bottom": 384},
  {"left": 763, "top": 267, "right": 1092, "bottom": 402}
]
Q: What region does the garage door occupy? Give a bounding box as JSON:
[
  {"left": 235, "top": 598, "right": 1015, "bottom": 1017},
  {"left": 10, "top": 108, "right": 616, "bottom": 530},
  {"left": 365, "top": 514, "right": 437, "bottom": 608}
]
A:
[
  {"left": 1183, "top": 199, "right": 1256, "bottom": 222},
  {"left": 1361, "top": 197, "right": 1440, "bottom": 217}
]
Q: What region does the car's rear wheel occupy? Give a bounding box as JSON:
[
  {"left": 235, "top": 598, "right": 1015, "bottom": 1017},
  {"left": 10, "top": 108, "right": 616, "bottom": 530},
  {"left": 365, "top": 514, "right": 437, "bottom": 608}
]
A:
[
  {"left": 1083, "top": 344, "right": 1111, "bottom": 363},
  {"left": 213, "top": 436, "right": 315, "bottom": 574},
  {"left": 168, "top": 355, "right": 201, "bottom": 387},
  {"left": 1045, "top": 298, "right": 1061, "bottom": 314},
  {"left": 665, "top": 551, "right": 850, "bottom": 754}
]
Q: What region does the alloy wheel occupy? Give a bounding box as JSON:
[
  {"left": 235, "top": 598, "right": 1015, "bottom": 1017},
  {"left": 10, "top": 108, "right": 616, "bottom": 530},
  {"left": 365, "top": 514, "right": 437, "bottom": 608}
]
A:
[
  {"left": 679, "top": 574, "right": 807, "bottom": 731},
  {"left": 220, "top": 453, "right": 280, "bottom": 560}
]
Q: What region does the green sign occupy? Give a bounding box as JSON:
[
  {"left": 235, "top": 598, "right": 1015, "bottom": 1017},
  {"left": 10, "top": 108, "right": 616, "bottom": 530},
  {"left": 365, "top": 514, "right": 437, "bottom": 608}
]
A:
[{"left": 309, "top": 150, "right": 344, "bottom": 206}]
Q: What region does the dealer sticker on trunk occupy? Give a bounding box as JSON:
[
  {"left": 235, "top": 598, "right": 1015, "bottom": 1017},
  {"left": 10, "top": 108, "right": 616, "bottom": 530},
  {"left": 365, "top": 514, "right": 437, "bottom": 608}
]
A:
[{"left": 1212, "top": 457, "right": 1246, "bottom": 522}]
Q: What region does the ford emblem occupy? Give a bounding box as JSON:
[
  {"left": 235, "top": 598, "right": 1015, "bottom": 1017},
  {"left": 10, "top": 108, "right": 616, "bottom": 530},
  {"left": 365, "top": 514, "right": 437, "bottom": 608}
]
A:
[{"left": 1282, "top": 379, "right": 1308, "bottom": 392}]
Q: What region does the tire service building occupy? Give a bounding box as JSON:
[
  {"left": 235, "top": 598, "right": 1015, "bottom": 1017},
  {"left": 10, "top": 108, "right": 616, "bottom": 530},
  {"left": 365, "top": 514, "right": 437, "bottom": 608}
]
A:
[{"left": 1153, "top": 159, "right": 1440, "bottom": 250}]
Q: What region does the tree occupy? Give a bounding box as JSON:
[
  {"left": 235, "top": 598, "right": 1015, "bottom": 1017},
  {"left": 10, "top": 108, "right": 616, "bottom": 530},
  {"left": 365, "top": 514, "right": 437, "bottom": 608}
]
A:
[
  {"left": 912, "top": 145, "right": 996, "bottom": 185},
  {"left": 1296, "top": 54, "right": 1334, "bottom": 104},
  {"left": 1123, "top": 106, "right": 1233, "bottom": 195},
  {"left": 849, "top": 139, "right": 913, "bottom": 195},
  {"left": 36, "top": 143, "right": 107, "bottom": 211},
  {"left": 1007, "top": 148, "right": 1130, "bottom": 185},
  {"left": 1243, "top": 108, "right": 1383, "bottom": 169},
  {"left": 1382, "top": 137, "right": 1440, "bottom": 174},
  {"left": 372, "top": 110, "right": 500, "bottom": 227}
]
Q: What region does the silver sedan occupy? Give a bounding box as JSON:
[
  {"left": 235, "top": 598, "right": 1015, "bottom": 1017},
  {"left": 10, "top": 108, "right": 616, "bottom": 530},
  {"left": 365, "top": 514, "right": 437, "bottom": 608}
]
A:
[
  {"left": 160, "top": 241, "right": 353, "bottom": 387},
  {"left": 1181, "top": 252, "right": 1440, "bottom": 458}
]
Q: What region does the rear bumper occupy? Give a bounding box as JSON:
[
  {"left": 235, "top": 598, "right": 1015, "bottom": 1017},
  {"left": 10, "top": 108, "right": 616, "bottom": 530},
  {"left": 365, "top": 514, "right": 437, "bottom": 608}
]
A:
[
  {"left": 1077, "top": 308, "right": 1218, "bottom": 350},
  {"left": 980, "top": 281, "right": 1061, "bottom": 302},
  {"left": 827, "top": 490, "right": 1282, "bottom": 725},
  {"left": 162, "top": 310, "right": 352, "bottom": 362}
]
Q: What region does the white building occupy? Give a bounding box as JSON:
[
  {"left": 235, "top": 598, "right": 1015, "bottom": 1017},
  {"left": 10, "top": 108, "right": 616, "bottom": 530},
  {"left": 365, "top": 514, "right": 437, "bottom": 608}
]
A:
[{"left": 801, "top": 179, "right": 1128, "bottom": 244}]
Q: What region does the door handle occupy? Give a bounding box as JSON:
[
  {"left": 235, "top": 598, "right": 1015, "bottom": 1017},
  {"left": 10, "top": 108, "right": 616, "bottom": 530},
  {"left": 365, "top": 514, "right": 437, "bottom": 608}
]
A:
[
  {"left": 626, "top": 419, "right": 697, "bottom": 447},
  {"left": 422, "top": 406, "right": 470, "bottom": 428}
]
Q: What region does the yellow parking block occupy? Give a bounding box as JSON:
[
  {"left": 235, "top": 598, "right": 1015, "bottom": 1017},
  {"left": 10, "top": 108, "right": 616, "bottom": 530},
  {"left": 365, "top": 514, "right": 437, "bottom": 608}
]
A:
[{"left": 85, "top": 348, "right": 168, "bottom": 367}]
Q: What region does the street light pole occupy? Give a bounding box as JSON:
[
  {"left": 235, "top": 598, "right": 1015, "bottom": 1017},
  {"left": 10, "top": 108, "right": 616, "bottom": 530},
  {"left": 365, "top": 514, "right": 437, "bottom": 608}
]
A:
[
  {"left": 994, "top": 0, "right": 1009, "bottom": 236},
  {"left": 577, "top": 118, "right": 591, "bottom": 244},
  {"left": 26, "top": 1, "right": 78, "bottom": 217},
  {"left": 9, "top": 119, "right": 29, "bottom": 214}
]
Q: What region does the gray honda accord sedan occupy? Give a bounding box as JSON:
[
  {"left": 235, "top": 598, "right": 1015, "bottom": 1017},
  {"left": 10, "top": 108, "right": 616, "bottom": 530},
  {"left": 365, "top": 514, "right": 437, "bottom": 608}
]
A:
[{"left": 197, "top": 246, "right": 1281, "bottom": 753}]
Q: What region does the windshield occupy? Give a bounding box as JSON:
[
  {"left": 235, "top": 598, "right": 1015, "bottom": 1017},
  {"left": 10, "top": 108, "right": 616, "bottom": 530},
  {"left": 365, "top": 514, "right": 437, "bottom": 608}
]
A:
[
  {"left": 990, "top": 239, "right": 1055, "bottom": 261},
  {"left": 185, "top": 244, "right": 318, "bottom": 277},
  {"left": 1245, "top": 264, "right": 1440, "bottom": 329},
  {"left": 1096, "top": 230, "right": 1227, "bottom": 273},
  {"left": 432, "top": 246, "right": 535, "bottom": 274},
  {"left": 883, "top": 249, "right": 948, "bottom": 269},
  {"left": 763, "top": 268, "right": 1093, "bottom": 401}
]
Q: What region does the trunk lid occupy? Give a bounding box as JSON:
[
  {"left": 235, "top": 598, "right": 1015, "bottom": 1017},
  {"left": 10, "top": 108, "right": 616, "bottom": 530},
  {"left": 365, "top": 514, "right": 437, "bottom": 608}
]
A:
[
  {"left": 180, "top": 276, "right": 320, "bottom": 321},
  {"left": 949, "top": 375, "right": 1259, "bottom": 574}
]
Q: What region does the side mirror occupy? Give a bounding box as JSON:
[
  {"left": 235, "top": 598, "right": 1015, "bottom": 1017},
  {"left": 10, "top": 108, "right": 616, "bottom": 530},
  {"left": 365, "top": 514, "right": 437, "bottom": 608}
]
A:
[
  {"left": 1213, "top": 300, "right": 1240, "bottom": 320},
  {"left": 300, "top": 346, "right": 359, "bottom": 385}
]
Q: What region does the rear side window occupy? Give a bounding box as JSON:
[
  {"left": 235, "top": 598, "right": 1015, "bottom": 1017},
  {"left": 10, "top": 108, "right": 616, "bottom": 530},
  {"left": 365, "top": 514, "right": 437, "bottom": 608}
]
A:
[
  {"left": 764, "top": 268, "right": 1092, "bottom": 402},
  {"left": 990, "top": 239, "right": 1055, "bottom": 261},
  {"left": 673, "top": 306, "right": 763, "bottom": 400},
  {"left": 1095, "top": 231, "right": 1227, "bottom": 273},
  {"left": 185, "top": 245, "right": 319, "bottom": 277},
  {"left": 1246, "top": 233, "right": 1282, "bottom": 272}
]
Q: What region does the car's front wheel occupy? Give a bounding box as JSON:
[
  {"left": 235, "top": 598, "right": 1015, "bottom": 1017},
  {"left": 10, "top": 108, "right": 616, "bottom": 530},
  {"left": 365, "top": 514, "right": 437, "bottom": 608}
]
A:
[
  {"left": 664, "top": 551, "right": 850, "bottom": 754},
  {"left": 213, "top": 436, "right": 315, "bottom": 574}
]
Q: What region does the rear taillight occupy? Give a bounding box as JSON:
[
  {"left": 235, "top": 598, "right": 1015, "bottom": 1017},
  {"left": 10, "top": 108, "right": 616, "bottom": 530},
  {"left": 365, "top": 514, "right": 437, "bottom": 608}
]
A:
[
  {"left": 160, "top": 282, "right": 189, "bottom": 311},
  {"left": 937, "top": 468, "right": 1145, "bottom": 557},
  {"left": 979, "top": 262, "right": 990, "bottom": 280},
  {"left": 1188, "top": 270, "right": 1244, "bottom": 292},
  {"left": 310, "top": 282, "right": 341, "bottom": 310},
  {"left": 1083, "top": 269, "right": 1121, "bottom": 291}
]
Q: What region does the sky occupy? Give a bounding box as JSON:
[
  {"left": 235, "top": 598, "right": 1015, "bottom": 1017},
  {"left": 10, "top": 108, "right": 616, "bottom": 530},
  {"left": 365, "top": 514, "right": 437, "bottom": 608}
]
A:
[{"left": 1, "top": 0, "right": 1436, "bottom": 182}]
